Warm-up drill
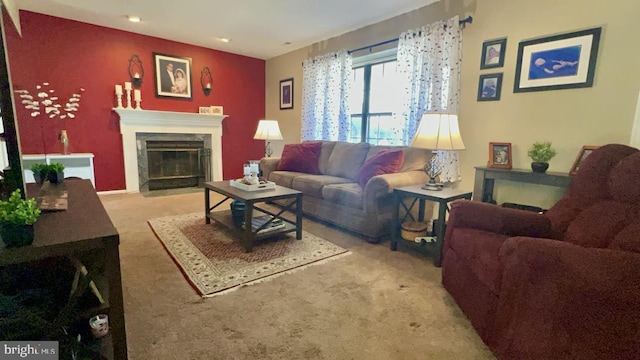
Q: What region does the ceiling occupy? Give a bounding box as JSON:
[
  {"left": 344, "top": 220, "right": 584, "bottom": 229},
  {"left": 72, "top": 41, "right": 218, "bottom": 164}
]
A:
[{"left": 14, "top": 0, "right": 440, "bottom": 60}]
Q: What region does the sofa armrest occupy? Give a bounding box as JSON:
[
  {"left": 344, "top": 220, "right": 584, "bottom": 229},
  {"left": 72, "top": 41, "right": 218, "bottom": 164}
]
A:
[
  {"left": 446, "top": 200, "right": 552, "bottom": 238},
  {"left": 259, "top": 157, "right": 280, "bottom": 180},
  {"left": 363, "top": 170, "right": 429, "bottom": 215},
  {"left": 494, "top": 237, "right": 640, "bottom": 359}
]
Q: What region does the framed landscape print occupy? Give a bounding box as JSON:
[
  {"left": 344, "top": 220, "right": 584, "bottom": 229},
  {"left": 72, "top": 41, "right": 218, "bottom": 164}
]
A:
[
  {"left": 280, "top": 78, "right": 293, "bottom": 110},
  {"left": 477, "top": 73, "right": 503, "bottom": 101},
  {"left": 570, "top": 145, "right": 599, "bottom": 175},
  {"left": 514, "top": 27, "right": 601, "bottom": 93},
  {"left": 480, "top": 38, "right": 507, "bottom": 69},
  {"left": 488, "top": 142, "right": 512, "bottom": 169},
  {"left": 153, "top": 52, "right": 193, "bottom": 99}
]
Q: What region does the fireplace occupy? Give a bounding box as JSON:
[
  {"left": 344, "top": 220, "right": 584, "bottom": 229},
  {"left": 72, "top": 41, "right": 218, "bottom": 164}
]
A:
[
  {"left": 146, "top": 140, "right": 211, "bottom": 190},
  {"left": 115, "top": 109, "right": 227, "bottom": 193}
]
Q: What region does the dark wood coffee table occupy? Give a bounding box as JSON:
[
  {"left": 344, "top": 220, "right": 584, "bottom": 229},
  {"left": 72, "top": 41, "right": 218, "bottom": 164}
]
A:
[{"left": 204, "top": 181, "right": 303, "bottom": 252}]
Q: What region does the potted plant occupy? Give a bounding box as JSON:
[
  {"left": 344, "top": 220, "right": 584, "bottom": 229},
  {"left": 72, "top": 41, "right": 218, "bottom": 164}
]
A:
[
  {"left": 0, "top": 189, "right": 41, "bottom": 247},
  {"left": 527, "top": 141, "right": 557, "bottom": 173},
  {"left": 31, "top": 163, "right": 49, "bottom": 185},
  {"left": 47, "top": 162, "right": 66, "bottom": 184}
]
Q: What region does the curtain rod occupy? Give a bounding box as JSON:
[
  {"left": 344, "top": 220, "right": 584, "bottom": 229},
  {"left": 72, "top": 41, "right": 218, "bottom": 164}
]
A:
[{"left": 347, "top": 15, "right": 473, "bottom": 55}]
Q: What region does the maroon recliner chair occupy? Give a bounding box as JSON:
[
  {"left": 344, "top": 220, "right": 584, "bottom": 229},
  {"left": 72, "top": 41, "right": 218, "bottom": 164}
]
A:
[{"left": 442, "top": 144, "right": 640, "bottom": 360}]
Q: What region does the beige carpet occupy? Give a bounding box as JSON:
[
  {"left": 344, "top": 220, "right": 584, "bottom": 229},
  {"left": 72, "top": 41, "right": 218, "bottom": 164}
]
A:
[
  {"left": 100, "top": 191, "right": 495, "bottom": 359},
  {"left": 148, "top": 212, "right": 350, "bottom": 297}
]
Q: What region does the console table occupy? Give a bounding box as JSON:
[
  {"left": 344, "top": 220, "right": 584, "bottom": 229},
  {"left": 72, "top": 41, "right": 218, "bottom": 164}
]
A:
[
  {"left": 22, "top": 153, "right": 95, "bottom": 187},
  {"left": 473, "top": 166, "right": 572, "bottom": 203},
  {"left": 0, "top": 179, "right": 127, "bottom": 359}
]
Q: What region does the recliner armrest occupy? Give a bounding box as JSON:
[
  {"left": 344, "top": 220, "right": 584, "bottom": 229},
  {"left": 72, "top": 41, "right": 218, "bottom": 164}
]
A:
[{"left": 447, "top": 200, "right": 552, "bottom": 238}]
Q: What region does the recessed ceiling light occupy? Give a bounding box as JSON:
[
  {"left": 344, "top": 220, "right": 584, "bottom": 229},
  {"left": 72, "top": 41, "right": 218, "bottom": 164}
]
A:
[
  {"left": 283, "top": 42, "right": 291, "bottom": 46},
  {"left": 127, "top": 15, "right": 141, "bottom": 23},
  {"left": 217, "top": 37, "right": 231, "bottom": 43}
]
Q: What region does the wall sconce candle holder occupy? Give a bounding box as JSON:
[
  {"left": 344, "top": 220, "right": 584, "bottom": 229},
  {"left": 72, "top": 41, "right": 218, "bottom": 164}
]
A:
[
  {"left": 128, "top": 54, "right": 144, "bottom": 89},
  {"left": 201, "top": 67, "right": 213, "bottom": 96}
]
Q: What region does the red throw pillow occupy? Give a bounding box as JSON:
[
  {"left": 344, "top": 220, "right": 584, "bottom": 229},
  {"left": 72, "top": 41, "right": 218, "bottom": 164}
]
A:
[
  {"left": 277, "top": 142, "right": 323, "bottom": 174},
  {"left": 358, "top": 150, "right": 404, "bottom": 188}
]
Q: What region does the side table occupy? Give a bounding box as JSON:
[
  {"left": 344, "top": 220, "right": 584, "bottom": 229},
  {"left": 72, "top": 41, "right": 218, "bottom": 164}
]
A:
[{"left": 390, "top": 185, "right": 472, "bottom": 267}]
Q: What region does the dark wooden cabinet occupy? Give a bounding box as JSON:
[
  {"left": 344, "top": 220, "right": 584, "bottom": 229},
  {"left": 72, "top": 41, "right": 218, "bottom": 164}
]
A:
[{"left": 473, "top": 166, "right": 571, "bottom": 203}]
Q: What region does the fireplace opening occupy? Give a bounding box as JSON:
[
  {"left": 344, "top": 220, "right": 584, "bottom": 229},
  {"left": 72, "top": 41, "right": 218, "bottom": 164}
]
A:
[{"left": 146, "top": 140, "right": 211, "bottom": 191}]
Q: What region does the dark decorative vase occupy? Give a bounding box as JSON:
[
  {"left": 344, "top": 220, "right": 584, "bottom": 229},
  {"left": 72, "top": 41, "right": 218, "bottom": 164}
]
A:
[
  {"left": 34, "top": 170, "right": 48, "bottom": 185},
  {"left": 0, "top": 223, "right": 35, "bottom": 247},
  {"left": 230, "top": 200, "right": 246, "bottom": 227},
  {"left": 531, "top": 162, "right": 549, "bottom": 173},
  {"left": 47, "top": 171, "right": 65, "bottom": 185}
]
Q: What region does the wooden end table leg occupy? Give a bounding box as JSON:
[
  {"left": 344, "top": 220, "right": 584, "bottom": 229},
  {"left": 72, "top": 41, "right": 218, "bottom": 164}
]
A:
[
  {"left": 433, "top": 201, "right": 448, "bottom": 267},
  {"left": 295, "top": 194, "right": 302, "bottom": 240},
  {"left": 204, "top": 187, "right": 211, "bottom": 224},
  {"left": 391, "top": 193, "right": 400, "bottom": 251}
]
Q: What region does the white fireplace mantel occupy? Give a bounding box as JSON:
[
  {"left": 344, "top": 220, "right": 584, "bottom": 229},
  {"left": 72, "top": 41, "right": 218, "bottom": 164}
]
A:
[{"left": 114, "top": 108, "right": 228, "bottom": 193}]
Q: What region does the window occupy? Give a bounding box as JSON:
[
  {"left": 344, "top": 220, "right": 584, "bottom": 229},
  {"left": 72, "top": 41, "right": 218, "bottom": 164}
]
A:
[{"left": 349, "top": 49, "right": 404, "bottom": 145}]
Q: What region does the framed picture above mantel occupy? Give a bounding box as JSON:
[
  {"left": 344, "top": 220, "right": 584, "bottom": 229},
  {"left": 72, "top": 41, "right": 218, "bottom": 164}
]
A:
[{"left": 153, "top": 52, "right": 193, "bottom": 100}]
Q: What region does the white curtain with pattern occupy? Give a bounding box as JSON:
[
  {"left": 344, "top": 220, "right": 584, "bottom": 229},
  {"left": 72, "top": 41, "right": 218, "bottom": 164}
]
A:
[
  {"left": 397, "top": 16, "right": 463, "bottom": 182},
  {"left": 301, "top": 50, "right": 353, "bottom": 141}
]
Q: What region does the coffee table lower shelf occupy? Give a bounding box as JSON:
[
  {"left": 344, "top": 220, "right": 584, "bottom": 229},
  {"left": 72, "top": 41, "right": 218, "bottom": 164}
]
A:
[{"left": 207, "top": 209, "right": 298, "bottom": 243}]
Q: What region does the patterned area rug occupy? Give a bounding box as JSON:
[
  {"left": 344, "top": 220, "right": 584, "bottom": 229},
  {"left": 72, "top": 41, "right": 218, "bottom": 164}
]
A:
[{"left": 148, "top": 213, "right": 350, "bottom": 297}]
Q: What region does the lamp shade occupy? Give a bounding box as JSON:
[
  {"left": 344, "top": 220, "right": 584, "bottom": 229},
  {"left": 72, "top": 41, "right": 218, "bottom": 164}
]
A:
[
  {"left": 410, "top": 113, "right": 465, "bottom": 150},
  {"left": 253, "top": 120, "right": 283, "bottom": 140}
]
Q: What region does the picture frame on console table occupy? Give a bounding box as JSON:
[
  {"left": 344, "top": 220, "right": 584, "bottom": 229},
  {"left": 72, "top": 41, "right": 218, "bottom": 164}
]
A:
[
  {"left": 570, "top": 145, "right": 599, "bottom": 175},
  {"left": 153, "top": 52, "right": 193, "bottom": 100},
  {"left": 488, "top": 142, "right": 512, "bottom": 169},
  {"left": 514, "top": 27, "right": 601, "bottom": 93},
  {"left": 280, "top": 78, "right": 293, "bottom": 110}
]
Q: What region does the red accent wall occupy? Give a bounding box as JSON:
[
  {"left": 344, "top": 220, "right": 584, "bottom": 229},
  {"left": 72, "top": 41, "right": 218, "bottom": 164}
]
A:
[{"left": 4, "top": 11, "right": 266, "bottom": 191}]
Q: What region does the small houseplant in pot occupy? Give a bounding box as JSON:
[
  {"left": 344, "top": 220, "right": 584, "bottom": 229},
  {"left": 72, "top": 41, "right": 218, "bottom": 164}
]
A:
[
  {"left": 47, "top": 162, "right": 65, "bottom": 184},
  {"left": 31, "top": 163, "right": 49, "bottom": 185},
  {"left": 527, "top": 141, "right": 557, "bottom": 173},
  {"left": 0, "top": 189, "right": 41, "bottom": 247}
]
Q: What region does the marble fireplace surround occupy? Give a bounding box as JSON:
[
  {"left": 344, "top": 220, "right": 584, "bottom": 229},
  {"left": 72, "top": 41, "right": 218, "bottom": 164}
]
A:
[{"left": 115, "top": 109, "right": 227, "bottom": 193}]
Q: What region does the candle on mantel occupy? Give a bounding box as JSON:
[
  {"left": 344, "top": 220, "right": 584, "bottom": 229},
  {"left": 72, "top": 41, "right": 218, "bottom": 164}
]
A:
[
  {"left": 124, "top": 82, "right": 132, "bottom": 90},
  {"left": 115, "top": 84, "right": 123, "bottom": 95},
  {"left": 134, "top": 89, "right": 141, "bottom": 101}
]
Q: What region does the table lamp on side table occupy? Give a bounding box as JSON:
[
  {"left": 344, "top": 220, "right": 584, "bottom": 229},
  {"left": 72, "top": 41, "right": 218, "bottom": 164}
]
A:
[
  {"left": 253, "top": 120, "right": 283, "bottom": 157},
  {"left": 410, "top": 113, "right": 465, "bottom": 190}
]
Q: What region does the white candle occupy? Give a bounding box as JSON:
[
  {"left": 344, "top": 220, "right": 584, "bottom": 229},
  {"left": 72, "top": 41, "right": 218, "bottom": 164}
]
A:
[
  {"left": 124, "top": 82, "right": 132, "bottom": 90},
  {"left": 134, "top": 89, "right": 141, "bottom": 101},
  {"left": 115, "top": 84, "right": 123, "bottom": 95},
  {"left": 250, "top": 163, "right": 259, "bottom": 173},
  {"left": 134, "top": 73, "right": 140, "bottom": 79},
  {"left": 206, "top": 83, "right": 211, "bottom": 89},
  {"left": 243, "top": 165, "right": 251, "bottom": 176}
]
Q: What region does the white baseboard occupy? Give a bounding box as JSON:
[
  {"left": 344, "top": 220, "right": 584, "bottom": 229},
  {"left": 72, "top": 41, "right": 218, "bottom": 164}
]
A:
[{"left": 97, "top": 189, "right": 128, "bottom": 196}]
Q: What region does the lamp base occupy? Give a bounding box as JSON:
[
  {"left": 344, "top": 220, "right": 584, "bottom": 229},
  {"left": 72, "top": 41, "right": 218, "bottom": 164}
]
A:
[{"left": 421, "top": 183, "right": 444, "bottom": 191}]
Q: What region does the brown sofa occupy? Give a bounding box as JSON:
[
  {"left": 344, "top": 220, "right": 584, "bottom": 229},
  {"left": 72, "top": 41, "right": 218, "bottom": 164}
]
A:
[
  {"left": 260, "top": 141, "right": 432, "bottom": 241},
  {"left": 442, "top": 144, "right": 640, "bottom": 359}
]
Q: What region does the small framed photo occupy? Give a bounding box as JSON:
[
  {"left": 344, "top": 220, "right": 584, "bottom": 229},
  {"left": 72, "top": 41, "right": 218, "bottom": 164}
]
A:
[
  {"left": 480, "top": 38, "right": 507, "bottom": 69},
  {"left": 198, "top": 107, "right": 211, "bottom": 114},
  {"left": 280, "top": 78, "right": 293, "bottom": 110},
  {"left": 153, "top": 52, "right": 193, "bottom": 99},
  {"left": 514, "top": 27, "right": 601, "bottom": 93},
  {"left": 488, "top": 142, "right": 512, "bottom": 169},
  {"left": 210, "top": 106, "right": 223, "bottom": 115},
  {"left": 477, "top": 73, "right": 503, "bottom": 101},
  {"left": 570, "top": 145, "right": 599, "bottom": 175}
]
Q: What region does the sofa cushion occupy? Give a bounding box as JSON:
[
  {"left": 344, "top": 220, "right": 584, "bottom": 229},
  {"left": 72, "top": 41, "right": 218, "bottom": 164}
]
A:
[
  {"left": 366, "top": 145, "right": 431, "bottom": 172},
  {"left": 269, "top": 171, "right": 307, "bottom": 188},
  {"left": 610, "top": 220, "right": 640, "bottom": 253},
  {"left": 326, "top": 142, "right": 370, "bottom": 181},
  {"left": 322, "top": 183, "right": 364, "bottom": 210},
  {"left": 357, "top": 150, "right": 403, "bottom": 188},
  {"left": 562, "top": 200, "right": 638, "bottom": 248},
  {"left": 447, "top": 228, "right": 507, "bottom": 295},
  {"left": 291, "top": 175, "right": 352, "bottom": 199},
  {"left": 317, "top": 141, "right": 337, "bottom": 175},
  {"left": 277, "top": 142, "right": 322, "bottom": 174}
]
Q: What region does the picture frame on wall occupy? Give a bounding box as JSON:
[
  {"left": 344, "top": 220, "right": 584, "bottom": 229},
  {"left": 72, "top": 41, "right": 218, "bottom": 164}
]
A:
[
  {"left": 488, "top": 142, "right": 512, "bottom": 169},
  {"left": 514, "top": 27, "right": 601, "bottom": 93},
  {"left": 153, "top": 52, "right": 193, "bottom": 100},
  {"left": 280, "top": 78, "right": 293, "bottom": 110},
  {"left": 477, "top": 73, "right": 503, "bottom": 101},
  {"left": 480, "top": 38, "right": 507, "bottom": 69},
  {"left": 570, "top": 145, "right": 599, "bottom": 175}
]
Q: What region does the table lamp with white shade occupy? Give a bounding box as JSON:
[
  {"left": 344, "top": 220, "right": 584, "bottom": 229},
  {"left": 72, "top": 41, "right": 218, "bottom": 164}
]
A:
[
  {"left": 410, "top": 113, "right": 465, "bottom": 190},
  {"left": 253, "top": 120, "right": 283, "bottom": 157}
]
